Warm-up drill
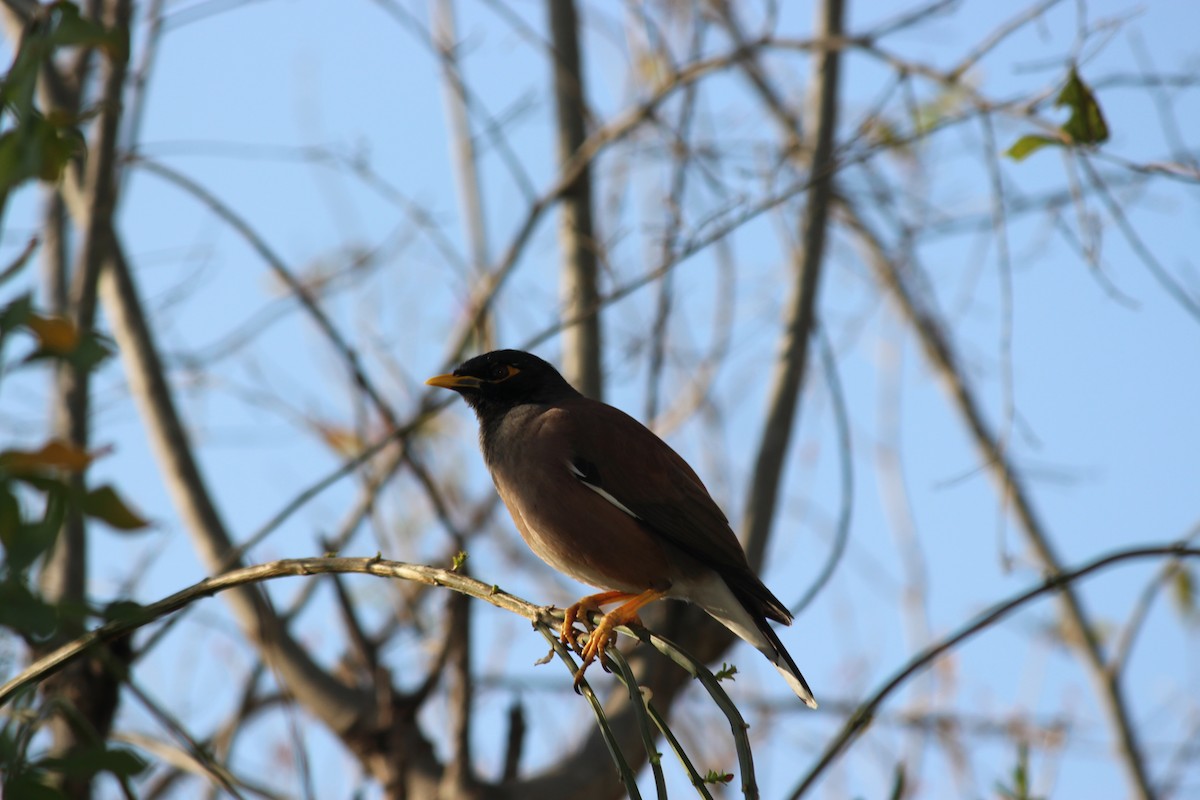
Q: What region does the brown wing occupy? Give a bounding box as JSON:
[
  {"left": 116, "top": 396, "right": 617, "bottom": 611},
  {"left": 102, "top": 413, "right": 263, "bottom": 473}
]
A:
[{"left": 555, "top": 396, "right": 792, "bottom": 624}]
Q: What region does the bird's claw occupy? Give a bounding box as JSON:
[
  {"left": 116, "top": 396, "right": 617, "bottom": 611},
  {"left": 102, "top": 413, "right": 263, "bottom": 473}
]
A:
[
  {"left": 560, "top": 599, "right": 600, "bottom": 653},
  {"left": 564, "top": 589, "right": 660, "bottom": 687},
  {"left": 571, "top": 618, "right": 619, "bottom": 688}
]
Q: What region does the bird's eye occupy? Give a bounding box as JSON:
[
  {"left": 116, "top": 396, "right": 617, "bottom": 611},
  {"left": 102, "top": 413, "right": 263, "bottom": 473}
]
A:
[{"left": 489, "top": 363, "right": 519, "bottom": 381}]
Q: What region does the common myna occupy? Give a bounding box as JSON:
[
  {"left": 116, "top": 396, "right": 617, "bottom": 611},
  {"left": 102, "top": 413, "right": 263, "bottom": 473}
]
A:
[{"left": 426, "top": 349, "right": 817, "bottom": 707}]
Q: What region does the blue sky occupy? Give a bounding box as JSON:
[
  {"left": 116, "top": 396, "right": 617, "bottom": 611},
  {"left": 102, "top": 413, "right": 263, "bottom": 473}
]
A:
[{"left": 2, "top": 0, "right": 1199, "bottom": 797}]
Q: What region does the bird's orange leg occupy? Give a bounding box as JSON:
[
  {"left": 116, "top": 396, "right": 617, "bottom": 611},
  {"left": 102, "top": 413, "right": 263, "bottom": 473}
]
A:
[
  {"left": 574, "top": 589, "right": 667, "bottom": 689},
  {"left": 561, "top": 591, "right": 633, "bottom": 650}
]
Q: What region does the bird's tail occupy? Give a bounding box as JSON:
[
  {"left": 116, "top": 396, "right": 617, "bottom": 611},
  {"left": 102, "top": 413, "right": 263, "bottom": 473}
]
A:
[
  {"left": 690, "top": 576, "right": 818, "bottom": 708},
  {"left": 755, "top": 617, "right": 818, "bottom": 709}
]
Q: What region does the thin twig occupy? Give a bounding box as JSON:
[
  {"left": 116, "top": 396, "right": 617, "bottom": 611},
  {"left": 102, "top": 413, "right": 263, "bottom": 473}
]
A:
[
  {"left": 634, "top": 629, "right": 759, "bottom": 799},
  {"left": 789, "top": 543, "right": 1200, "bottom": 798},
  {"left": 607, "top": 646, "right": 667, "bottom": 799},
  {"left": 0, "top": 557, "right": 552, "bottom": 707},
  {"left": 122, "top": 678, "right": 247, "bottom": 799},
  {"left": 841, "top": 200, "right": 1158, "bottom": 800},
  {"left": 720, "top": 0, "right": 845, "bottom": 569},
  {"left": 533, "top": 625, "right": 644, "bottom": 800},
  {"left": 548, "top": 0, "right": 603, "bottom": 398},
  {"left": 1078, "top": 155, "right": 1200, "bottom": 323},
  {"left": 791, "top": 327, "right": 853, "bottom": 616},
  {"left": 1110, "top": 520, "right": 1200, "bottom": 676},
  {"left": 642, "top": 701, "right": 716, "bottom": 800}
]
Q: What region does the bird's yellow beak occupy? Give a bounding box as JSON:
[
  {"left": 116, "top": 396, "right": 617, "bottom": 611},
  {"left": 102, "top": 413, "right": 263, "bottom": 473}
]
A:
[{"left": 425, "top": 373, "right": 482, "bottom": 390}]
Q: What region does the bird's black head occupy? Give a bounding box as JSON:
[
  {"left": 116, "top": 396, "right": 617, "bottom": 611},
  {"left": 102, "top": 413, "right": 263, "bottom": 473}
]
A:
[{"left": 425, "top": 350, "right": 579, "bottom": 418}]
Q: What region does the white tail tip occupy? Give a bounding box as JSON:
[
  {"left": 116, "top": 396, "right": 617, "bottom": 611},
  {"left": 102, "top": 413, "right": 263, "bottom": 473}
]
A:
[{"left": 776, "top": 663, "right": 819, "bottom": 709}]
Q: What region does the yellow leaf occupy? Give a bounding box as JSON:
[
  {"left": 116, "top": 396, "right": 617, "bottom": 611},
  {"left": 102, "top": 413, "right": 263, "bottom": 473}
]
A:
[
  {"left": 0, "top": 440, "right": 96, "bottom": 474},
  {"left": 25, "top": 313, "right": 79, "bottom": 353}
]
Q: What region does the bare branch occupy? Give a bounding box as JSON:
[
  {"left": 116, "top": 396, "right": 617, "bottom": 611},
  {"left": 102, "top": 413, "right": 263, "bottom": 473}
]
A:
[
  {"left": 789, "top": 542, "right": 1200, "bottom": 798},
  {"left": 500, "top": 700, "right": 525, "bottom": 781},
  {"left": 41, "top": 0, "right": 131, "bottom": 618},
  {"left": 725, "top": 0, "right": 845, "bottom": 568},
  {"left": 791, "top": 328, "right": 853, "bottom": 617},
  {"left": 432, "top": 0, "right": 493, "bottom": 349},
  {"left": 841, "top": 201, "right": 1159, "bottom": 800},
  {"left": 0, "top": 557, "right": 548, "bottom": 707},
  {"left": 95, "top": 239, "right": 372, "bottom": 734},
  {"left": 548, "top": 0, "right": 603, "bottom": 399},
  {"left": 439, "top": 589, "right": 477, "bottom": 797},
  {"left": 1078, "top": 155, "right": 1200, "bottom": 323}
]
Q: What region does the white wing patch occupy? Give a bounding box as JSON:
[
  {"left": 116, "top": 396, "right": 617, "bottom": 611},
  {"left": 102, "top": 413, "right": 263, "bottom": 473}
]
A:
[{"left": 566, "top": 459, "right": 641, "bottom": 520}]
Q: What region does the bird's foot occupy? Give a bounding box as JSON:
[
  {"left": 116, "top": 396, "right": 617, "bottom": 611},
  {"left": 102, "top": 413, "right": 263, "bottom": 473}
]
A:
[
  {"left": 570, "top": 588, "right": 667, "bottom": 690},
  {"left": 558, "top": 603, "right": 587, "bottom": 652},
  {"left": 573, "top": 617, "right": 619, "bottom": 689},
  {"left": 560, "top": 591, "right": 633, "bottom": 652}
]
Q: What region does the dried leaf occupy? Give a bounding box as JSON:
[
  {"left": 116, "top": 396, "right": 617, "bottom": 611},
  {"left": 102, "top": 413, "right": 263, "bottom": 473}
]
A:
[
  {"left": 317, "top": 423, "right": 365, "bottom": 456},
  {"left": 1172, "top": 567, "right": 1196, "bottom": 622},
  {"left": 24, "top": 313, "right": 79, "bottom": 352},
  {"left": 0, "top": 440, "right": 95, "bottom": 474}
]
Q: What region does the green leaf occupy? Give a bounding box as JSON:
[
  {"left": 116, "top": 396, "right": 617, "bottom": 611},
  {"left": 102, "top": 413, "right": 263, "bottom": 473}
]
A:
[
  {"left": 0, "top": 2, "right": 128, "bottom": 97},
  {"left": 1005, "top": 135, "right": 1059, "bottom": 162},
  {"left": 701, "top": 770, "right": 734, "bottom": 785},
  {"left": 713, "top": 662, "right": 738, "bottom": 682},
  {"left": 81, "top": 485, "right": 150, "bottom": 531},
  {"left": 0, "top": 580, "right": 59, "bottom": 638},
  {"left": 101, "top": 747, "right": 148, "bottom": 777},
  {"left": 0, "top": 293, "right": 34, "bottom": 334},
  {"left": 0, "top": 3, "right": 124, "bottom": 200},
  {"left": 0, "top": 482, "right": 68, "bottom": 574},
  {"left": 995, "top": 743, "right": 1043, "bottom": 800},
  {"left": 39, "top": 744, "right": 148, "bottom": 779},
  {"left": 887, "top": 763, "right": 907, "bottom": 800},
  {"left": 0, "top": 114, "right": 83, "bottom": 195},
  {"left": 64, "top": 330, "right": 114, "bottom": 373},
  {"left": 23, "top": 329, "right": 113, "bottom": 372},
  {"left": 5, "top": 471, "right": 73, "bottom": 495},
  {"left": 1005, "top": 66, "right": 1109, "bottom": 161},
  {"left": 0, "top": 483, "right": 19, "bottom": 544},
  {"left": 1, "top": 772, "right": 66, "bottom": 800},
  {"left": 36, "top": 121, "right": 83, "bottom": 182},
  {"left": 102, "top": 599, "right": 147, "bottom": 624},
  {"left": 1057, "top": 66, "right": 1109, "bottom": 146},
  {"left": 39, "top": 2, "right": 129, "bottom": 61},
  {"left": 0, "top": 35, "right": 41, "bottom": 114}
]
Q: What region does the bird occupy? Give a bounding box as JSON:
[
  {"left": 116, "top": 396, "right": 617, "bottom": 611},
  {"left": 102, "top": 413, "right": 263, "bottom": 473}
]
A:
[{"left": 426, "top": 349, "right": 817, "bottom": 707}]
